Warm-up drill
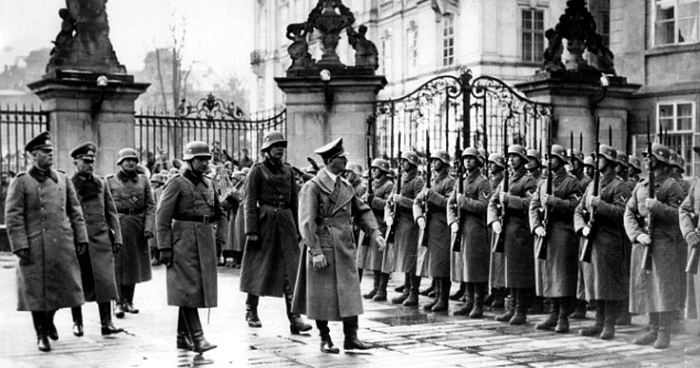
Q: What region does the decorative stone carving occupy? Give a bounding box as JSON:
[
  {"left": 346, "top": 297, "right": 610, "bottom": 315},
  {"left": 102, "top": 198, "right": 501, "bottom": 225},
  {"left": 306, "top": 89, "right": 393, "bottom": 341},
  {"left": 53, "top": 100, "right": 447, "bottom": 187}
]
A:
[
  {"left": 347, "top": 25, "right": 379, "bottom": 71},
  {"left": 46, "top": 0, "right": 125, "bottom": 74},
  {"left": 542, "top": 29, "right": 565, "bottom": 73},
  {"left": 286, "top": 22, "right": 315, "bottom": 71},
  {"left": 307, "top": 0, "right": 356, "bottom": 67}
]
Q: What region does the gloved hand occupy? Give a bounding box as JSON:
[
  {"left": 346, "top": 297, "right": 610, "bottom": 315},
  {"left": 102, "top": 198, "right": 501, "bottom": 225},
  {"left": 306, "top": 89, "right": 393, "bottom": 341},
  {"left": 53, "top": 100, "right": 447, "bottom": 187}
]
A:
[
  {"left": 375, "top": 235, "right": 387, "bottom": 252},
  {"left": 636, "top": 233, "right": 652, "bottom": 245},
  {"left": 686, "top": 232, "right": 700, "bottom": 248},
  {"left": 534, "top": 226, "right": 547, "bottom": 237},
  {"left": 312, "top": 253, "right": 328, "bottom": 269},
  {"left": 417, "top": 217, "right": 426, "bottom": 229},
  {"left": 492, "top": 221, "right": 502, "bottom": 234},
  {"left": 112, "top": 243, "right": 122, "bottom": 253},
  {"left": 159, "top": 249, "right": 173, "bottom": 267},
  {"left": 582, "top": 226, "right": 591, "bottom": 237},
  {"left": 450, "top": 223, "right": 459, "bottom": 233},
  {"left": 645, "top": 198, "right": 659, "bottom": 212},
  {"left": 76, "top": 242, "right": 88, "bottom": 256}
]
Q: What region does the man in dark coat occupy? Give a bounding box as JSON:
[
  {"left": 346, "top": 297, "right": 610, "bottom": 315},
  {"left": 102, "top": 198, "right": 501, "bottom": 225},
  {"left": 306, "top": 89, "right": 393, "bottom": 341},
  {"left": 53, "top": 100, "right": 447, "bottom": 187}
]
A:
[
  {"left": 679, "top": 154, "right": 700, "bottom": 356},
  {"left": 69, "top": 142, "right": 124, "bottom": 337},
  {"left": 574, "top": 144, "right": 630, "bottom": 340},
  {"left": 157, "top": 141, "right": 226, "bottom": 354},
  {"left": 624, "top": 143, "right": 684, "bottom": 349},
  {"left": 240, "top": 131, "right": 311, "bottom": 334},
  {"left": 414, "top": 150, "right": 455, "bottom": 312},
  {"left": 486, "top": 153, "right": 507, "bottom": 309},
  {"left": 292, "top": 137, "right": 385, "bottom": 353},
  {"left": 448, "top": 147, "right": 491, "bottom": 317},
  {"left": 488, "top": 145, "right": 538, "bottom": 325},
  {"left": 530, "top": 144, "right": 582, "bottom": 333},
  {"left": 5, "top": 131, "right": 89, "bottom": 352},
  {"left": 107, "top": 148, "right": 156, "bottom": 318}
]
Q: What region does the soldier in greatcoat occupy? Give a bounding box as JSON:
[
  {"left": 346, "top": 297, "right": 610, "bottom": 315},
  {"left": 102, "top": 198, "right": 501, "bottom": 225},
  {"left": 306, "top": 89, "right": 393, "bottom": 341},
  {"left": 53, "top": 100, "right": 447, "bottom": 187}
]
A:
[
  {"left": 222, "top": 170, "right": 245, "bottom": 267},
  {"left": 357, "top": 158, "right": 393, "bottom": 301},
  {"left": 526, "top": 148, "right": 546, "bottom": 315},
  {"left": 292, "top": 138, "right": 385, "bottom": 353},
  {"left": 574, "top": 144, "right": 631, "bottom": 340},
  {"left": 5, "top": 132, "right": 88, "bottom": 352},
  {"left": 240, "top": 131, "right": 311, "bottom": 334},
  {"left": 107, "top": 148, "right": 156, "bottom": 317},
  {"left": 488, "top": 145, "right": 538, "bottom": 325},
  {"left": 679, "top": 151, "right": 700, "bottom": 356},
  {"left": 447, "top": 147, "right": 491, "bottom": 317},
  {"left": 385, "top": 151, "right": 424, "bottom": 306},
  {"left": 569, "top": 148, "right": 585, "bottom": 181},
  {"left": 68, "top": 143, "right": 124, "bottom": 337},
  {"left": 156, "top": 141, "right": 225, "bottom": 353},
  {"left": 530, "top": 144, "right": 582, "bottom": 333},
  {"left": 615, "top": 152, "right": 630, "bottom": 183},
  {"left": 414, "top": 150, "right": 455, "bottom": 312},
  {"left": 148, "top": 173, "right": 165, "bottom": 265},
  {"left": 570, "top": 152, "right": 593, "bottom": 320},
  {"left": 624, "top": 143, "right": 684, "bottom": 349},
  {"left": 486, "top": 153, "right": 507, "bottom": 309}
]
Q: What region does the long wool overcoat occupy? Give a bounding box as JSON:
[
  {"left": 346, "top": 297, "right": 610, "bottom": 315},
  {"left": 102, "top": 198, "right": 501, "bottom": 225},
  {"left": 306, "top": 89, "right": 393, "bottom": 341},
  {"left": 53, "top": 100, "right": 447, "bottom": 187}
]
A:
[
  {"left": 148, "top": 185, "right": 163, "bottom": 251},
  {"left": 488, "top": 173, "right": 506, "bottom": 288},
  {"left": 292, "top": 169, "right": 380, "bottom": 321},
  {"left": 240, "top": 158, "right": 300, "bottom": 297},
  {"left": 107, "top": 172, "right": 155, "bottom": 285},
  {"left": 384, "top": 170, "right": 424, "bottom": 274},
  {"left": 72, "top": 174, "right": 123, "bottom": 303},
  {"left": 414, "top": 170, "right": 455, "bottom": 278},
  {"left": 222, "top": 186, "right": 243, "bottom": 252},
  {"left": 487, "top": 167, "right": 538, "bottom": 289},
  {"left": 624, "top": 173, "right": 684, "bottom": 313},
  {"left": 680, "top": 178, "right": 700, "bottom": 319},
  {"left": 573, "top": 171, "right": 630, "bottom": 301},
  {"left": 447, "top": 170, "right": 491, "bottom": 283},
  {"left": 356, "top": 177, "right": 393, "bottom": 271},
  {"left": 6, "top": 168, "right": 89, "bottom": 311},
  {"left": 156, "top": 169, "right": 226, "bottom": 308},
  {"left": 529, "top": 168, "right": 582, "bottom": 297}
]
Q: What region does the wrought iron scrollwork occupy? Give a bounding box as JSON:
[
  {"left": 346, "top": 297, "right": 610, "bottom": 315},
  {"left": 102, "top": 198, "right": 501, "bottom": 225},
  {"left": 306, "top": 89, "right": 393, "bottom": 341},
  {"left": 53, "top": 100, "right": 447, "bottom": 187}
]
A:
[{"left": 176, "top": 93, "right": 246, "bottom": 120}]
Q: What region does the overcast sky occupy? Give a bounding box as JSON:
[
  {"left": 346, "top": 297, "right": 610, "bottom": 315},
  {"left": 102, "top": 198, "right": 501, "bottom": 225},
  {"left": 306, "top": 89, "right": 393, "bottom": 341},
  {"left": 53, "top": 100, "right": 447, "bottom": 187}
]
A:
[{"left": 0, "top": 0, "right": 255, "bottom": 82}]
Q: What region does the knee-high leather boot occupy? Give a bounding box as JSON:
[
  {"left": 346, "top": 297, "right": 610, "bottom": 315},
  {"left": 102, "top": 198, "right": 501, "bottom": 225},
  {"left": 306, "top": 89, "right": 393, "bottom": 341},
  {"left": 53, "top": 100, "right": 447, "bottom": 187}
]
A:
[
  {"left": 654, "top": 311, "right": 672, "bottom": 349},
  {"left": 285, "top": 282, "right": 312, "bottom": 334},
  {"left": 509, "top": 288, "right": 529, "bottom": 325},
  {"left": 245, "top": 294, "right": 262, "bottom": 328},
  {"left": 363, "top": 270, "right": 381, "bottom": 299},
  {"left": 580, "top": 300, "right": 605, "bottom": 336},
  {"left": 469, "top": 283, "right": 486, "bottom": 318},
  {"left": 316, "top": 320, "right": 339, "bottom": 354},
  {"left": 32, "top": 312, "right": 50, "bottom": 352},
  {"left": 343, "top": 316, "right": 373, "bottom": 350},
  {"left": 555, "top": 297, "right": 573, "bottom": 333},
  {"left": 177, "top": 308, "right": 193, "bottom": 351},
  {"left": 403, "top": 276, "right": 421, "bottom": 306},
  {"left": 373, "top": 273, "right": 390, "bottom": 301},
  {"left": 634, "top": 312, "right": 659, "bottom": 345},
  {"left": 600, "top": 300, "right": 620, "bottom": 340},
  {"left": 422, "top": 278, "right": 440, "bottom": 311},
  {"left": 392, "top": 273, "right": 411, "bottom": 304},
  {"left": 99, "top": 302, "right": 123, "bottom": 336},
  {"left": 182, "top": 307, "right": 217, "bottom": 353},
  {"left": 72, "top": 306, "right": 84, "bottom": 337},
  {"left": 46, "top": 310, "right": 58, "bottom": 341},
  {"left": 450, "top": 282, "right": 466, "bottom": 301},
  {"left": 536, "top": 298, "right": 559, "bottom": 330},
  {"left": 453, "top": 283, "right": 475, "bottom": 316},
  {"left": 431, "top": 278, "right": 450, "bottom": 312},
  {"left": 497, "top": 288, "right": 516, "bottom": 322}
]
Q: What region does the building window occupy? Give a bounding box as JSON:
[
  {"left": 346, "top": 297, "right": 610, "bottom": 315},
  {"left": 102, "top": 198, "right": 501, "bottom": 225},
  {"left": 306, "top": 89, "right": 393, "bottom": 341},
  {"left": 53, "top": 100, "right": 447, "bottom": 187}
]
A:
[
  {"left": 654, "top": 0, "right": 700, "bottom": 46},
  {"left": 521, "top": 8, "right": 545, "bottom": 62},
  {"left": 600, "top": 11, "right": 610, "bottom": 47},
  {"left": 658, "top": 102, "right": 696, "bottom": 174},
  {"left": 381, "top": 32, "right": 392, "bottom": 79},
  {"left": 407, "top": 22, "right": 418, "bottom": 69},
  {"left": 443, "top": 14, "right": 455, "bottom": 66}
]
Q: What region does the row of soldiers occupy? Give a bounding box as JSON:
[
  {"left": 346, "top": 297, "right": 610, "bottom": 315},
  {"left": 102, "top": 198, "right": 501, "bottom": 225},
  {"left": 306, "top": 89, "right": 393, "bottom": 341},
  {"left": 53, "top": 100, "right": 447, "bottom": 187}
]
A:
[{"left": 353, "top": 140, "right": 699, "bottom": 354}]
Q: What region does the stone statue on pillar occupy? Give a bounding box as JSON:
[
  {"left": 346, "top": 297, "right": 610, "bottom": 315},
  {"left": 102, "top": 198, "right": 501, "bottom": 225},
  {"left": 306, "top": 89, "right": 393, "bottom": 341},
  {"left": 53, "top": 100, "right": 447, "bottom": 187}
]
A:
[
  {"left": 307, "top": 0, "right": 356, "bottom": 69},
  {"left": 347, "top": 25, "right": 379, "bottom": 72},
  {"left": 286, "top": 22, "right": 315, "bottom": 71},
  {"left": 46, "top": 0, "right": 126, "bottom": 74}
]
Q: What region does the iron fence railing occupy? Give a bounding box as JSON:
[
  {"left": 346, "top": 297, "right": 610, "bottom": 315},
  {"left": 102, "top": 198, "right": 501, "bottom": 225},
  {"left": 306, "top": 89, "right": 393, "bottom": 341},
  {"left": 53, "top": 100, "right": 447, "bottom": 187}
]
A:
[{"left": 0, "top": 104, "right": 50, "bottom": 174}]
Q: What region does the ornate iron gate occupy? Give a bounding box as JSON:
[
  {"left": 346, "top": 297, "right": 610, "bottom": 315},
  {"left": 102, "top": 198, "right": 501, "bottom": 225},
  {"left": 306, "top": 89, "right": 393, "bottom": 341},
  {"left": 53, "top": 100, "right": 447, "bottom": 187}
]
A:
[
  {"left": 135, "top": 93, "right": 286, "bottom": 167},
  {"left": 0, "top": 104, "right": 50, "bottom": 174},
  {"left": 373, "top": 70, "right": 552, "bottom": 162}
]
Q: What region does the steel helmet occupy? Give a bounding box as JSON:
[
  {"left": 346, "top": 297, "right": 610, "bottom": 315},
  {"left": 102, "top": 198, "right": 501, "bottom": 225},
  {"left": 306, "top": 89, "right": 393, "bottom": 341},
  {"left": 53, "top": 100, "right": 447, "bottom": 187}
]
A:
[
  {"left": 616, "top": 151, "right": 629, "bottom": 168},
  {"left": 183, "top": 141, "right": 212, "bottom": 161},
  {"left": 371, "top": 158, "right": 391, "bottom": 173},
  {"left": 488, "top": 153, "right": 506, "bottom": 170},
  {"left": 597, "top": 144, "right": 617, "bottom": 162},
  {"left": 525, "top": 148, "right": 542, "bottom": 170},
  {"left": 117, "top": 148, "right": 139, "bottom": 165},
  {"left": 507, "top": 144, "right": 527, "bottom": 161},
  {"left": 477, "top": 148, "right": 487, "bottom": 165},
  {"left": 547, "top": 144, "right": 569, "bottom": 163},
  {"left": 568, "top": 148, "right": 584, "bottom": 164},
  {"left": 401, "top": 151, "right": 420, "bottom": 167},
  {"left": 583, "top": 156, "right": 595, "bottom": 168},
  {"left": 462, "top": 147, "right": 479, "bottom": 159},
  {"left": 677, "top": 156, "right": 686, "bottom": 173},
  {"left": 629, "top": 155, "right": 642, "bottom": 173},
  {"left": 261, "top": 131, "right": 287, "bottom": 151},
  {"left": 430, "top": 150, "right": 451, "bottom": 165},
  {"left": 643, "top": 143, "right": 671, "bottom": 165}
]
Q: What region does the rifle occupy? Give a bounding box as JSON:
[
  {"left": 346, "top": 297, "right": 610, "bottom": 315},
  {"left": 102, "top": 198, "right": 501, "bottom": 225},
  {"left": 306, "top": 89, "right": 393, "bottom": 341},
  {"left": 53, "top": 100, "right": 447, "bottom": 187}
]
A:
[
  {"left": 419, "top": 128, "right": 431, "bottom": 247},
  {"left": 641, "top": 116, "right": 654, "bottom": 271},
  {"left": 580, "top": 117, "right": 601, "bottom": 262},
  {"left": 451, "top": 129, "right": 463, "bottom": 252},
  {"left": 385, "top": 131, "right": 402, "bottom": 243},
  {"left": 492, "top": 120, "right": 508, "bottom": 253},
  {"left": 361, "top": 135, "right": 374, "bottom": 246},
  {"left": 535, "top": 123, "right": 553, "bottom": 260}
]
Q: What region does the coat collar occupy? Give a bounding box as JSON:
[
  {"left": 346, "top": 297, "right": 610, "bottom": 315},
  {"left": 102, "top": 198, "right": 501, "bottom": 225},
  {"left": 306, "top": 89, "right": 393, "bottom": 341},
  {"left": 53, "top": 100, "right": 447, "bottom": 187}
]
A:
[
  {"left": 117, "top": 169, "right": 139, "bottom": 183},
  {"left": 316, "top": 169, "right": 353, "bottom": 215},
  {"left": 29, "top": 166, "right": 57, "bottom": 183},
  {"left": 183, "top": 167, "right": 207, "bottom": 187}
]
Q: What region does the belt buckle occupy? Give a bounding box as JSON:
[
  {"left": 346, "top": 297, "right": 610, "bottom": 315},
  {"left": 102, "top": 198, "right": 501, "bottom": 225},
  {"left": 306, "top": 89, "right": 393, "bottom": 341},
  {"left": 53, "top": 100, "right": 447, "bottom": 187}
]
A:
[{"left": 202, "top": 215, "right": 210, "bottom": 224}]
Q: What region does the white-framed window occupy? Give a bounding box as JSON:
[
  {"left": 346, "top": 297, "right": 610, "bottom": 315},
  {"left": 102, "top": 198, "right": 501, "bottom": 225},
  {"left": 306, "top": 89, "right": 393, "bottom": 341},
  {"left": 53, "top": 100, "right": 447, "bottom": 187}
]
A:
[
  {"left": 653, "top": 0, "right": 700, "bottom": 46},
  {"left": 443, "top": 14, "right": 455, "bottom": 67},
  {"left": 658, "top": 101, "right": 696, "bottom": 174},
  {"left": 381, "top": 31, "right": 393, "bottom": 79},
  {"left": 521, "top": 8, "right": 545, "bottom": 62},
  {"left": 407, "top": 21, "right": 419, "bottom": 69}
]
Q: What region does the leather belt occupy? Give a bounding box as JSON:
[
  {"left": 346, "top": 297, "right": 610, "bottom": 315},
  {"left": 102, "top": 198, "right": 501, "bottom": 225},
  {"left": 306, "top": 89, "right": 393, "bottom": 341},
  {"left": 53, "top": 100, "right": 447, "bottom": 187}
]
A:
[
  {"left": 174, "top": 214, "right": 216, "bottom": 224},
  {"left": 118, "top": 208, "right": 144, "bottom": 215}
]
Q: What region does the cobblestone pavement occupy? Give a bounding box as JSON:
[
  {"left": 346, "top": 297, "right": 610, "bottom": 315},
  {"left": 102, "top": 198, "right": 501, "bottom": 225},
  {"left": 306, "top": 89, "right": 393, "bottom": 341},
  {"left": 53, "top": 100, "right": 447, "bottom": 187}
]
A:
[{"left": 1, "top": 253, "right": 700, "bottom": 367}]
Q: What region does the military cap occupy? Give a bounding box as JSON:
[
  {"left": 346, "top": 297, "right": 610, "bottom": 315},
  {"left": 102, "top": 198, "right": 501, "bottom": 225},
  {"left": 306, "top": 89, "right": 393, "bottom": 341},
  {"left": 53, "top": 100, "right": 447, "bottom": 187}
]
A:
[
  {"left": 462, "top": 147, "right": 480, "bottom": 159},
  {"left": 597, "top": 144, "right": 617, "bottom": 162},
  {"left": 70, "top": 142, "right": 97, "bottom": 162},
  {"left": 568, "top": 148, "right": 584, "bottom": 164},
  {"left": 629, "top": 155, "right": 642, "bottom": 173},
  {"left": 117, "top": 148, "right": 139, "bottom": 165},
  {"left": 583, "top": 156, "right": 595, "bottom": 168},
  {"left": 507, "top": 144, "right": 527, "bottom": 161},
  {"left": 488, "top": 153, "right": 506, "bottom": 170},
  {"left": 643, "top": 143, "right": 671, "bottom": 165},
  {"left": 24, "top": 131, "right": 53, "bottom": 152},
  {"left": 261, "top": 131, "right": 287, "bottom": 151},
  {"left": 547, "top": 144, "right": 569, "bottom": 163},
  {"left": 401, "top": 151, "right": 420, "bottom": 167},
  {"left": 616, "top": 151, "right": 629, "bottom": 168},
  {"left": 371, "top": 158, "right": 391, "bottom": 173},
  {"left": 430, "top": 150, "right": 451, "bottom": 165},
  {"left": 315, "top": 137, "right": 347, "bottom": 160}
]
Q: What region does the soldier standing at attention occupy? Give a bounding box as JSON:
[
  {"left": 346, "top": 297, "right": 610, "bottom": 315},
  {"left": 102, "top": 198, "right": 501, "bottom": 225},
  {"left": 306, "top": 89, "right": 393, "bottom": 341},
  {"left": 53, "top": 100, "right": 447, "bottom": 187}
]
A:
[
  {"left": 68, "top": 143, "right": 124, "bottom": 337},
  {"left": 486, "top": 153, "right": 507, "bottom": 309},
  {"left": 628, "top": 155, "right": 642, "bottom": 189},
  {"left": 156, "top": 141, "right": 226, "bottom": 353},
  {"left": 530, "top": 145, "right": 582, "bottom": 333},
  {"left": 240, "top": 131, "right": 312, "bottom": 334},
  {"left": 148, "top": 174, "right": 166, "bottom": 266},
  {"left": 488, "top": 145, "right": 538, "bottom": 325},
  {"left": 526, "top": 148, "right": 546, "bottom": 315},
  {"left": 108, "top": 148, "right": 155, "bottom": 318},
  {"left": 292, "top": 138, "right": 385, "bottom": 353},
  {"left": 624, "top": 143, "right": 684, "bottom": 349},
  {"left": 679, "top": 146, "right": 700, "bottom": 356},
  {"left": 414, "top": 150, "right": 455, "bottom": 312},
  {"left": 448, "top": 147, "right": 491, "bottom": 317},
  {"left": 5, "top": 131, "right": 88, "bottom": 352}
]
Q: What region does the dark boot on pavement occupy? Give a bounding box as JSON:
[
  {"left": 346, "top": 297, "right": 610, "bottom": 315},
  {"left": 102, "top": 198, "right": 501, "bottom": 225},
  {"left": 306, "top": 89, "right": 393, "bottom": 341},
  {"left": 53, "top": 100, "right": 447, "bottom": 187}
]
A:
[
  {"left": 46, "top": 310, "right": 58, "bottom": 341},
  {"left": 373, "top": 273, "right": 390, "bottom": 302},
  {"left": 32, "top": 312, "right": 51, "bottom": 352},
  {"left": 392, "top": 273, "right": 411, "bottom": 304},
  {"left": 245, "top": 294, "right": 262, "bottom": 328},
  {"left": 450, "top": 282, "right": 466, "bottom": 301},
  {"left": 419, "top": 279, "right": 436, "bottom": 296},
  {"left": 183, "top": 307, "right": 217, "bottom": 354},
  {"left": 363, "top": 271, "right": 381, "bottom": 299},
  {"left": 509, "top": 288, "right": 528, "bottom": 325},
  {"left": 633, "top": 313, "right": 659, "bottom": 345},
  {"left": 123, "top": 284, "right": 139, "bottom": 314},
  {"left": 99, "top": 302, "right": 124, "bottom": 336},
  {"left": 176, "top": 308, "right": 194, "bottom": 351},
  {"left": 431, "top": 278, "right": 450, "bottom": 312},
  {"left": 616, "top": 298, "right": 632, "bottom": 325},
  {"left": 115, "top": 302, "right": 125, "bottom": 319},
  {"left": 72, "top": 306, "right": 84, "bottom": 337},
  {"left": 422, "top": 278, "right": 439, "bottom": 311},
  {"left": 497, "top": 289, "right": 516, "bottom": 322},
  {"left": 285, "top": 288, "right": 312, "bottom": 334},
  {"left": 600, "top": 300, "right": 620, "bottom": 340},
  {"left": 453, "top": 283, "right": 474, "bottom": 316},
  {"left": 469, "top": 283, "right": 486, "bottom": 319},
  {"left": 528, "top": 296, "right": 544, "bottom": 314},
  {"left": 569, "top": 299, "right": 587, "bottom": 320},
  {"left": 317, "top": 321, "right": 339, "bottom": 354},
  {"left": 555, "top": 297, "right": 572, "bottom": 333},
  {"left": 580, "top": 300, "right": 605, "bottom": 337},
  {"left": 536, "top": 298, "right": 559, "bottom": 331},
  {"left": 343, "top": 316, "right": 373, "bottom": 350},
  {"left": 654, "top": 312, "right": 672, "bottom": 349},
  {"left": 403, "top": 276, "right": 421, "bottom": 307}
]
